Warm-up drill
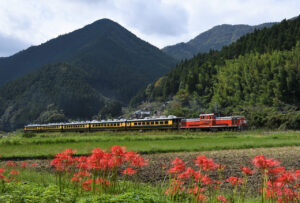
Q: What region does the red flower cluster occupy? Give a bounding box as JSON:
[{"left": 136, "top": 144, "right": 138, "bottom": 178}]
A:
[
  {"left": 165, "top": 154, "right": 300, "bottom": 202},
  {"left": 226, "top": 176, "right": 242, "bottom": 186},
  {"left": 252, "top": 155, "right": 280, "bottom": 170},
  {"left": 166, "top": 155, "right": 224, "bottom": 202},
  {"left": 50, "top": 146, "right": 148, "bottom": 193},
  {"left": 194, "top": 155, "right": 218, "bottom": 171}
]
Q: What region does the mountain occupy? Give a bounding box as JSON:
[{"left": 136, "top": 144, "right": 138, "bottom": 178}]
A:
[
  {"left": 162, "top": 23, "right": 275, "bottom": 61},
  {"left": 131, "top": 16, "right": 300, "bottom": 129},
  {"left": 0, "top": 19, "right": 176, "bottom": 131},
  {"left": 0, "top": 18, "right": 175, "bottom": 101}
]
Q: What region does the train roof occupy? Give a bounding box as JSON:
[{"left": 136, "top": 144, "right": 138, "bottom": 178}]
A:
[{"left": 24, "top": 115, "right": 182, "bottom": 127}]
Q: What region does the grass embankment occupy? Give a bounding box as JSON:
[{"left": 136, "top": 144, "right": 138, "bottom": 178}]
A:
[{"left": 0, "top": 130, "right": 299, "bottom": 158}]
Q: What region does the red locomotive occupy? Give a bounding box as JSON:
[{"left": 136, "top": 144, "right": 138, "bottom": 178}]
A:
[{"left": 180, "top": 113, "right": 247, "bottom": 130}]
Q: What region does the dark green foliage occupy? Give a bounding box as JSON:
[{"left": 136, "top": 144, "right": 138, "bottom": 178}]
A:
[
  {"left": 99, "top": 101, "right": 123, "bottom": 119},
  {"left": 22, "top": 132, "right": 36, "bottom": 138},
  {"left": 0, "top": 63, "right": 109, "bottom": 131},
  {"left": 162, "top": 23, "right": 276, "bottom": 61},
  {"left": 133, "top": 16, "right": 300, "bottom": 128}
]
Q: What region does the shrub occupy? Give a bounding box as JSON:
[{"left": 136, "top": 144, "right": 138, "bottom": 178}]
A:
[{"left": 22, "top": 132, "right": 36, "bottom": 138}]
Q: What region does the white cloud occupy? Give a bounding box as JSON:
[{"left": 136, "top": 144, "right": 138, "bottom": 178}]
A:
[{"left": 0, "top": 0, "right": 298, "bottom": 56}]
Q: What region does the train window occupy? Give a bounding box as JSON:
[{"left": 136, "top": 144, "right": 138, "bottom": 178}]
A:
[
  {"left": 138, "top": 122, "right": 141, "bottom": 125},
  {"left": 151, "top": 122, "right": 154, "bottom": 125},
  {"left": 165, "top": 121, "right": 168, "bottom": 124},
  {"left": 142, "top": 122, "right": 145, "bottom": 125},
  {"left": 113, "top": 124, "right": 116, "bottom": 126},
  {"left": 155, "top": 121, "right": 158, "bottom": 124},
  {"left": 134, "top": 122, "right": 137, "bottom": 125},
  {"left": 160, "top": 121, "right": 163, "bottom": 124},
  {"left": 146, "top": 122, "right": 150, "bottom": 125},
  {"left": 117, "top": 123, "right": 120, "bottom": 126}
]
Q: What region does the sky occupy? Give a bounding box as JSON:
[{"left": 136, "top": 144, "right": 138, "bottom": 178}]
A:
[{"left": 0, "top": 0, "right": 299, "bottom": 57}]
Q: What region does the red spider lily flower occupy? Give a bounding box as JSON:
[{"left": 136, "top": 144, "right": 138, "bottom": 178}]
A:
[
  {"left": 96, "top": 178, "right": 111, "bottom": 187},
  {"left": 0, "top": 168, "right": 5, "bottom": 173},
  {"left": 74, "top": 171, "right": 91, "bottom": 178},
  {"left": 82, "top": 179, "right": 92, "bottom": 191},
  {"left": 31, "top": 163, "right": 38, "bottom": 167},
  {"left": 169, "top": 157, "right": 185, "bottom": 174},
  {"left": 78, "top": 156, "right": 87, "bottom": 162},
  {"left": 124, "top": 151, "right": 137, "bottom": 162},
  {"left": 268, "top": 166, "right": 286, "bottom": 176},
  {"left": 177, "top": 167, "right": 195, "bottom": 179},
  {"left": 294, "top": 170, "right": 300, "bottom": 178},
  {"left": 165, "top": 179, "right": 185, "bottom": 196},
  {"left": 196, "top": 193, "right": 208, "bottom": 202},
  {"left": 194, "top": 155, "right": 217, "bottom": 171},
  {"left": 188, "top": 186, "right": 205, "bottom": 195},
  {"left": 252, "top": 155, "right": 280, "bottom": 170},
  {"left": 10, "top": 170, "right": 19, "bottom": 175},
  {"left": 76, "top": 162, "right": 89, "bottom": 170},
  {"left": 63, "top": 148, "right": 77, "bottom": 156},
  {"left": 165, "top": 189, "right": 170, "bottom": 195},
  {"left": 20, "top": 161, "right": 27, "bottom": 168},
  {"left": 130, "top": 156, "right": 148, "bottom": 168},
  {"left": 111, "top": 145, "right": 126, "bottom": 156},
  {"left": 201, "top": 175, "right": 213, "bottom": 185},
  {"left": 108, "top": 156, "right": 123, "bottom": 169},
  {"left": 194, "top": 171, "right": 204, "bottom": 182},
  {"left": 241, "top": 166, "right": 254, "bottom": 175},
  {"left": 276, "top": 172, "right": 296, "bottom": 184},
  {"left": 226, "top": 176, "right": 242, "bottom": 186},
  {"left": 217, "top": 195, "right": 228, "bottom": 202},
  {"left": 51, "top": 158, "right": 66, "bottom": 172},
  {"left": 172, "top": 157, "right": 184, "bottom": 165},
  {"left": 71, "top": 176, "right": 80, "bottom": 182},
  {"left": 90, "top": 148, "right": 105, "bottom": 160},
  {"left": 123, "top": 168, "right": 137, "bottom": 176},
  {"left": 6, "top": 161, "right": 17, "bottom": 167}
]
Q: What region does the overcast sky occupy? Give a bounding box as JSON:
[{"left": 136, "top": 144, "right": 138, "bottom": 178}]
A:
[{"left": 0, "top": 0, "right": 299, "bottom": 57}]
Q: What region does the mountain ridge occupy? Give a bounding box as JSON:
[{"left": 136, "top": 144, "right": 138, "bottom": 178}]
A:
[
  {"left": 0, "top": 18, "right": 175, "bottom": 87},
  {"left": 162, "top": 22, "right": 276, "bottom": 61}
]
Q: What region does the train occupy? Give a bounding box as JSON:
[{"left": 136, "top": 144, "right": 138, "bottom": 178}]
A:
[{"left": 24, "top": 113, "right": 247, "bottom": 132}]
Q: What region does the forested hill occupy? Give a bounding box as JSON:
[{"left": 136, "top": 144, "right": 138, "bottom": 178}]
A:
[
  {"left": 0, "top": 19, "right": 176, "bottom": 131},
  {"left": 131, "top": 16, "right": 300, "bottom": 129},
  {"left": 0, "top": 18, "right": 175, "bottom": 91},
  {"left": 162, "top": 23, "right": 275, "bottom": 61}
]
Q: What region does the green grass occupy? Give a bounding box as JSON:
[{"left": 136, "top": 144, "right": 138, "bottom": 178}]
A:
[{"left": 0, "top": 130, "right": 299, "bottom": 158}]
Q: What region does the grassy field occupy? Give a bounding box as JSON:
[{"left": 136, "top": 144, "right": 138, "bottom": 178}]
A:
[{"left": 0, "top": 130, "right": 299, "bottom": 158}]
